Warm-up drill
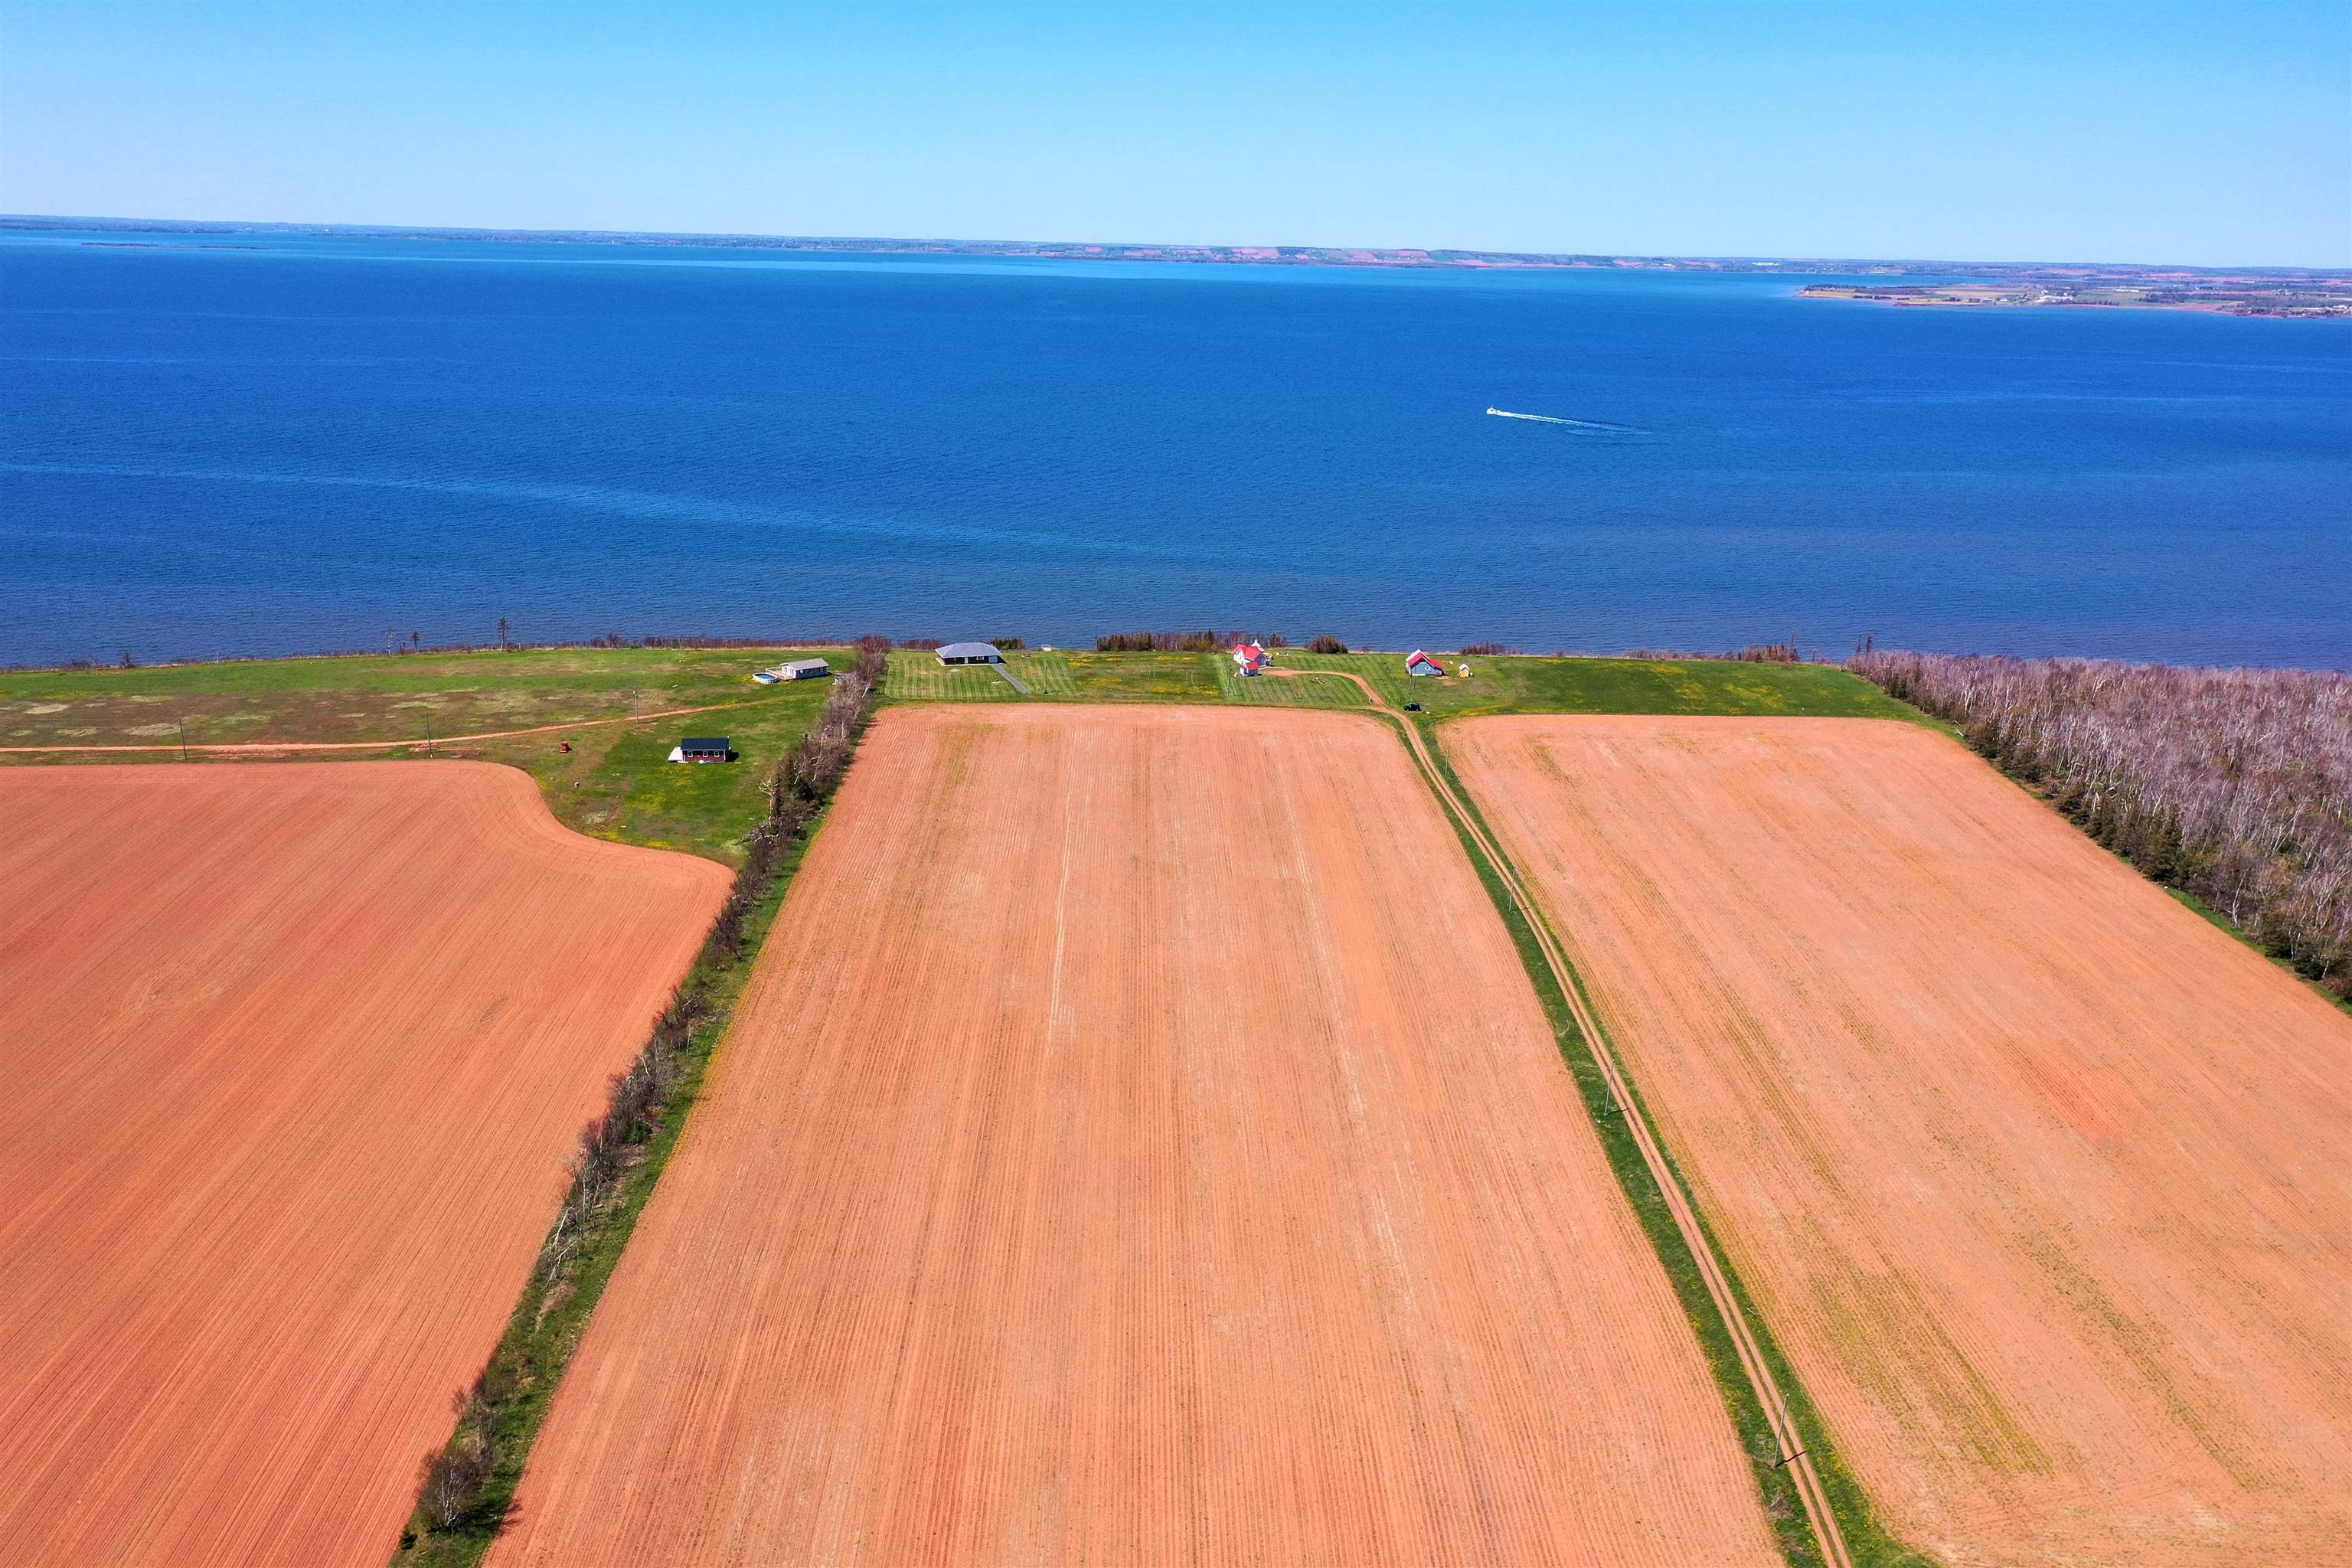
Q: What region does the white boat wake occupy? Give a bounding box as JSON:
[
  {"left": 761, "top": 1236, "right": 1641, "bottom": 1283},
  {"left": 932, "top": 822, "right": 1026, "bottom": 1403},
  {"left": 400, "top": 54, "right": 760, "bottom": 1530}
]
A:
[{"left": 1485, "top": 406, "right": 1638, "bottom": 433}]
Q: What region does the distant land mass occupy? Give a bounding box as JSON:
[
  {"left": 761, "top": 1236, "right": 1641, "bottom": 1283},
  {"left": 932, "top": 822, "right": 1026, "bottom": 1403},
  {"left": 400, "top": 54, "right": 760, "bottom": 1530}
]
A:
[
  {"left": 6, "top": 213, "right": 2347, "bottom": 315},
  {"left": 1798, "top": 279, "right": 2351, "bottom": 319}
]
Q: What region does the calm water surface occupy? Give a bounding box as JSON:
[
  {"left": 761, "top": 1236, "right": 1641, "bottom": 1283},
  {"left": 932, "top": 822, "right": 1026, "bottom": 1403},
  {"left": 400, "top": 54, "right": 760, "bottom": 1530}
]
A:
[{"left": 4, "top": 230, "right": 2346, "bottom": 667}]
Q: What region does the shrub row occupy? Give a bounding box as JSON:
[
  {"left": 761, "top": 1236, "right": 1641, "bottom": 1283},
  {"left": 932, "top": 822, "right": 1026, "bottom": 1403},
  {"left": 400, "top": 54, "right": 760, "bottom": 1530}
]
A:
[
  {"left": 1623, "top": 640, "right": 1806, "bottom": 663},
  {"left": 399, "top": 637, "right": 889, "bottom": 1557},
  {"left": 1092, "top": 629, "right": 1322, "bottom": 652},
  {"left": 1094, "top": 629, "right": 1233, "bottom": 652},
  {"left": 416, "top": 1381, "right": 499, "bottom": 1532}
]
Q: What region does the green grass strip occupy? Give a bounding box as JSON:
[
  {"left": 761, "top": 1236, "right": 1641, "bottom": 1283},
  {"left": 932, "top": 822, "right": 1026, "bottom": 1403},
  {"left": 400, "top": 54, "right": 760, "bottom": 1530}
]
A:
[
  {"left": 389, "top": 846, "right": 799, "bottom": 1563},
  {"left": 390, "top": 675, "right": 883, "bottom": 1565},
  {"left": 1408, "top": 715, "right": 1933, "bottom": 1567}
]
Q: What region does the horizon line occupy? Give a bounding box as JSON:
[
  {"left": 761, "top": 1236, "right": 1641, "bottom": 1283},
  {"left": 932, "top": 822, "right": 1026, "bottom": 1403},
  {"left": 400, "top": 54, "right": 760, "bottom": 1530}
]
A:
[{"left": 3, "top": 213, "right": 2340, "bottom": 278}]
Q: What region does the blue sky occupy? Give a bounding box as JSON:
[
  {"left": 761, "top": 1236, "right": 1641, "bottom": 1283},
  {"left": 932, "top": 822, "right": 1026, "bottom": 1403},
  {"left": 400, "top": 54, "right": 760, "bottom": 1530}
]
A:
[{"left": 3, "top": 2, "right": 2344, "bottom": 266}]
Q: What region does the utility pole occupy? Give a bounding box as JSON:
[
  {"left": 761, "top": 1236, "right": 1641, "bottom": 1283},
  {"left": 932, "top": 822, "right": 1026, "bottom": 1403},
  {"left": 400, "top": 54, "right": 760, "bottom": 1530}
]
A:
[
  {"left": 178, "top": 718, "right": 188, "bottom": 763},
  {"left": 425, "top": 714, "right": 433, "bottom": 755}
]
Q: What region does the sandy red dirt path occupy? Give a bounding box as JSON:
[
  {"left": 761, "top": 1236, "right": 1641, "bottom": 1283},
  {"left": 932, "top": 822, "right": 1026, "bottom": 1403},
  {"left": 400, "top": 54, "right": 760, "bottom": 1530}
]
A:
[
  {"left": 489, "top": 705, "right": 1780, "bottom": 1567},
  {"left": 1450, "top": 717, "right": 2352, "bottom": 1566},
  {"left": 0, "top": 762, "right": 730, "bottom": 1567}
]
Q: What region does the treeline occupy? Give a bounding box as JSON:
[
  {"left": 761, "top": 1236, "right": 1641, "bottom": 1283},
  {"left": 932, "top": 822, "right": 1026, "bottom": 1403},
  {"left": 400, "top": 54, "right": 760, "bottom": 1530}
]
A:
[
  {"left": 1625, "top": 641, "right": 1806, "bottom": 664},
  {"left": 402, "top": 638, "right": 888, "bottom": 1555},
  {"left": 1851, "top": 648, "right": 2352, "bottom": 998},
  {"left": 1094, "top": 629, "right": 1274, "bottom": 652},
  {"left": 1093, "top": 630, "right": 1388, "bottom": 654}
]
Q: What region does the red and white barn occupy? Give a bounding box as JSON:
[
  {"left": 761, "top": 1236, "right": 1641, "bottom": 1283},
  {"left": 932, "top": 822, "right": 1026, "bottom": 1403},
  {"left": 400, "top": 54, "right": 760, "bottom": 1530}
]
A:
[
  {"left": 1405, "top": 649, "right": 1446, "bottom": 677},
  {"left": 1231, "top": 641, "right": 1267, "bottom": 677}
]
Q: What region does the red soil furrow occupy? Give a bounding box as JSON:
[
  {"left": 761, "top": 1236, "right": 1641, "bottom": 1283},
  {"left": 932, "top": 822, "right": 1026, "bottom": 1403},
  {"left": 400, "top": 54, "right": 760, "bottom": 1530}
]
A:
[
  {"left": 0, "top": 763, "right": 730, "bottom": 1567},
  {"left": 488, "top": 705, "right": 1782, "bottom": 1566},
  {"left": 1451, "top": 717, "right": 2352, "bottom": 1566}
]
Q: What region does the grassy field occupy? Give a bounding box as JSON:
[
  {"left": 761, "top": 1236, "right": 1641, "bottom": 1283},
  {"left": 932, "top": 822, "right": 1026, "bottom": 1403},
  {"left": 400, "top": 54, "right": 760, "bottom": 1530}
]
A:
[
  {"left": 882, "top": 648, "right": 1220, "bottom": 703},
  {"left": 0, "top": 645, "right": 832, "bottom": 743},
  {"left": 1233, "top": 650, "right": 1922, "bottom": 718},
  {"left": 883, "top": 647, "right": 1915, "bottom": 720},
  {"left": 0, "top": 647, "right": 851, "bottom": 864},
  {"left": 2, "top": 645, "right": 1916, "bottom": 863}
]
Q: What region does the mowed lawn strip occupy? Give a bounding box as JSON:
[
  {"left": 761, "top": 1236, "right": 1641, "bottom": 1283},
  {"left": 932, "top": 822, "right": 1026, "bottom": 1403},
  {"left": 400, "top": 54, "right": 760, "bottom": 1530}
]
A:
[
  {"left": 0, "top": 763, "right": 730, "bottom": 1568},
  {"left": 485, "top": 705, "right": 1785, "bottom": 1566},
  {"left": 1449, "top": 716, "right": 2352, "bottom": 1565},
  {"left": 0, "top": 645, "right": 835, "bottom": 747}
]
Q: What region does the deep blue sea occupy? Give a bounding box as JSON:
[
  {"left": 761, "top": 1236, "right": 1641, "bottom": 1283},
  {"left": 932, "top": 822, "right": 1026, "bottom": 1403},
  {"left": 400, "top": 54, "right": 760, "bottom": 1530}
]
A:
[{"left": 4, "top": 230, "right": 2347, "bottom": 668}]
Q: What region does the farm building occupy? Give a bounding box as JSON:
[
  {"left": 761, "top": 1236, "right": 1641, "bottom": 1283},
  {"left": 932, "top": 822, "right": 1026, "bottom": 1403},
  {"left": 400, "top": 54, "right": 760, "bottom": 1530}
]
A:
[
  {"left": 1231, "top": 641, "right": 1266, "bottom": 676},
  {"left": 936, "top": 642, "right": 1004, "bottom": 666},
  {"left": 669, "top": 737, "right": 733, "bottom": 764},
  {"left": 753, "top": 658, "right": 831, "bottom": 684},
  {"left": 1406, "top": 650, "right": 1446, "bottom": 677}
]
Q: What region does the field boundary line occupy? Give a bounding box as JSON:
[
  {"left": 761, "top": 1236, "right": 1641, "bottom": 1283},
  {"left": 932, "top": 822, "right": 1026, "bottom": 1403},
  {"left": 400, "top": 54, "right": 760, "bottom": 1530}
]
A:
[
  {"left": 1268, "top": 667, "right": 1864, "bottom": 1568},
  {"left": 389, "top": 658, "right": 887, "bottom": 1566},
  {"left": 0, "top": 697, "right": 777, "bottom": 756}
]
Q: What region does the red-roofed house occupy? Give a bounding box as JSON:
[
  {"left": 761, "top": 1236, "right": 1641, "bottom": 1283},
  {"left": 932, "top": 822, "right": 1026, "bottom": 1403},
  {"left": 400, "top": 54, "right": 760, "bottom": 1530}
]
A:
[
  {"left": 1231, "top": 641, "right": 1266, "bottom": 676},
  {"left": 1405, "top": 649, "right": 1446, "bottom": 677}
]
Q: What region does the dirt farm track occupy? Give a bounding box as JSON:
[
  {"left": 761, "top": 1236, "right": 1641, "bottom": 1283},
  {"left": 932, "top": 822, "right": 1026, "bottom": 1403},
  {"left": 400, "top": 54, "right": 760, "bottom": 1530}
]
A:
[
  {"left": 487, "top": 704, "right": 1783, "bottom": 1566},
  {"left": 0, "top": 763, "right": 730, "bottom": 1566},
  {"left": 1450, "top": 717, "right": 2352, "bottom": 1566}
]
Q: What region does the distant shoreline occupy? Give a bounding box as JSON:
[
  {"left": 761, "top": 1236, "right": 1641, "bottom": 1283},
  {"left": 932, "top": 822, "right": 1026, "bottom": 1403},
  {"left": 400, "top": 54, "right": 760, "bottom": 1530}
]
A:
[
  {"left": 1798, "top": 281, "right": 2350, "bottom": 320},
  {"left": 5, "top": 212, "right": 2341, "bottom": 286}
]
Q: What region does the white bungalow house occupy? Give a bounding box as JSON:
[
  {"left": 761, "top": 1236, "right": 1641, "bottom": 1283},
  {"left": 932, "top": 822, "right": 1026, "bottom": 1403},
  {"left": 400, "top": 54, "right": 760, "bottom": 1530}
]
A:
[{"left": 936, "top": 642, "right": 1004, "bottom": 666}]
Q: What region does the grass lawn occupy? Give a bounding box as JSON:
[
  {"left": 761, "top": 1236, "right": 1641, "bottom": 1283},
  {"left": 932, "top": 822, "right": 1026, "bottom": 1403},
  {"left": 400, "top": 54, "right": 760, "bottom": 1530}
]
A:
[
  {"left": 882, "top": 653, "right": 1031, "bottom": 701},
  {"left": 1214, "top": 655, "right": 1372, "bottom": 708},
  {"left": 1063, "top": 652, "right": 1221, "bottom": 701},
  {"left": 884, "top": 648, "right": 1218, "bottom": 703},
  {"left": 0, "top": 645, "right": 849, "bottom": 864},
  {"left": 886, "top": 645, "right": 1913, "bottom": 722},
  {"left": 1250, "top": 651, "right": 1923, "bottom": 720},
  {"left": 464, "top": 693, "right": 832, "bottom": 864}
]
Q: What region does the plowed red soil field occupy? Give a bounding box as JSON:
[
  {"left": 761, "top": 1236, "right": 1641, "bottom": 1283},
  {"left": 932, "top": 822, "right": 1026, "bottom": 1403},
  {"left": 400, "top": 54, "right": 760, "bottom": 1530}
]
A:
[
  {"left": 1450, "top": 717, "right": 2352, "bottom": 1566},
  {"left": 0, "top": 762, "right": 730, "bottom": 1567},
  {"left": 488, "top": 705, "right": 1781, "bottom": 1567}
]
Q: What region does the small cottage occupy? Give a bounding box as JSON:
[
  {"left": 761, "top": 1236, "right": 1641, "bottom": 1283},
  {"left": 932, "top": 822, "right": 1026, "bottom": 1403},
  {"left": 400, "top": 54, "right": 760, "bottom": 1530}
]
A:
[{"left": 936, "top": 642, "right": 1004, "bottom": 666}]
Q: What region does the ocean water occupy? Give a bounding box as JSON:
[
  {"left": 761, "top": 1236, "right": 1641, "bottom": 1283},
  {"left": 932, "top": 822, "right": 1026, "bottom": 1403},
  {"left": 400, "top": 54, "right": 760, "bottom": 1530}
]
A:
[{"left": 4, "top": 230, "right": 2347, "bottom": 668}]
